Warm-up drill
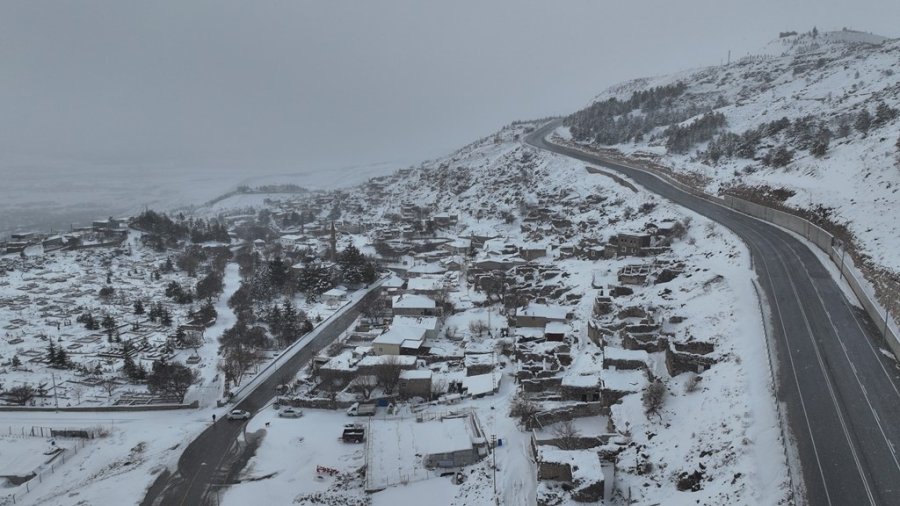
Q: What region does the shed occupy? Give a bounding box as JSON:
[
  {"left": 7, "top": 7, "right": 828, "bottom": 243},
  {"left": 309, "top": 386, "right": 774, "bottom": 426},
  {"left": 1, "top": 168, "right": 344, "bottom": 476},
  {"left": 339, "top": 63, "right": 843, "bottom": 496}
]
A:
[{"left": 398, "top": 369, "right": 433, "bottom": 399}]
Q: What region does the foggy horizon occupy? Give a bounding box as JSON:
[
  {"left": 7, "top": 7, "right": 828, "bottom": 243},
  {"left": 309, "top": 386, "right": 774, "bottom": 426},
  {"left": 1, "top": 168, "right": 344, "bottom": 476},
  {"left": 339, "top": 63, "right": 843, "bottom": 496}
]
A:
[
  {"left": 4, "top": 2, "right": 900, "bottom": 175},
  {"left": 2, "top": 0, "right": 899, "bottom": 235}
]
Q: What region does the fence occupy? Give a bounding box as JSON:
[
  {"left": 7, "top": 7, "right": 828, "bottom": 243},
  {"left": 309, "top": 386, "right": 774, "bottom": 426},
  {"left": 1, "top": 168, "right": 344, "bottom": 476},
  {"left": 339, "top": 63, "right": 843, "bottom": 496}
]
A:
[
  {"left": 0, "top": 437, "right": 90, "bottom": 505},
  {"left": 4, "top": 425, "right": 100, "bottom": 439},
  {"left": 722, "top": 193, "right": 900, "bottom": 359}
]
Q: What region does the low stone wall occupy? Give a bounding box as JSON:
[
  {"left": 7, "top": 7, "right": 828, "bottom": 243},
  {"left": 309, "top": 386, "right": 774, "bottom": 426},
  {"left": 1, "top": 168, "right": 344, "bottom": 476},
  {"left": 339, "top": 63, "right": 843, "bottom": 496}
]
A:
[
  {"left": 0, "top": 401, "right": 197, "bottom": 412},
  {"left": 529, "top": 402, "right": 607, "bottom": 429}
]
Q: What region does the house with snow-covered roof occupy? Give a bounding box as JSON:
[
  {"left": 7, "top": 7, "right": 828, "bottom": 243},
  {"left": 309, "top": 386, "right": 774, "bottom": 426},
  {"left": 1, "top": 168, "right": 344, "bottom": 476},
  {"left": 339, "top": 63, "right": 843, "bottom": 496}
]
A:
[
  {"left": 515, "top": 303, "right": 568, "bottom": 328},
  {"left": 407, "top": 263, "right": 446, "bottom": 277},
  {"left": 405, "top": 275, "right": 445, "bottom": 296},
  {"left": 322, "top": 287, "right": 347, "bottom": 307},
  {"left": 392, "top": 315, "right": 441, "bottom": 339},
  {"left": 391, "top": 294, "right": 437, "bottom": 317},
  {"left": 372, "top": 326, "right": 427, "bottom": 356}
]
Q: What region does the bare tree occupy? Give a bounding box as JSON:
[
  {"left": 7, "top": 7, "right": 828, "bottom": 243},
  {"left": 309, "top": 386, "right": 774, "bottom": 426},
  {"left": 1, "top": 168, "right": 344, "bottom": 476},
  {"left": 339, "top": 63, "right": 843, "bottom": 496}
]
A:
[
  {"left": 468, "top": 319, "right": 489, "bottom": 337},
  {"left": 7, "top": 385, "right": 35, "bottom": 406},
  {"left": 643, "top": 378, "right": 666, "bottom": 419},
  {"left": 326, "top": 341, "right": 344, "bottom": 357},
  {"left": 510, "top": 395, "right": 539, "bottom": 425},
  {"left": 221, "top": 345, "right": 258, "bottom": 387},
  {"left": 552, "top": 420, "right": 582, "bottom": 450},
  {"left": 430, "top": 378, "right": 448, "bottom": 400},
  {"left": 100, "top": 378, "right": 118, "bottom": 400},
  {"left": 360, "top": 296, "right": 386, "bottom": 322},
  {"left": 373, "top": 355, "right": 403, "bottom": 394},
  {"left": 355, "top": 375, "right": 378, "bottom": 400},
  {"left": 322, "top": 378, "right": 343, "bottom": 405}
]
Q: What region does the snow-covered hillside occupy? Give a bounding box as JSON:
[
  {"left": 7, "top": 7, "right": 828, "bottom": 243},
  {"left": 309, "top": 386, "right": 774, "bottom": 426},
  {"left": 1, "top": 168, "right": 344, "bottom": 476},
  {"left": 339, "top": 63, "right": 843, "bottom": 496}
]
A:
[{"left": 562, "top": 28, "right": 900, "bottom": 315}]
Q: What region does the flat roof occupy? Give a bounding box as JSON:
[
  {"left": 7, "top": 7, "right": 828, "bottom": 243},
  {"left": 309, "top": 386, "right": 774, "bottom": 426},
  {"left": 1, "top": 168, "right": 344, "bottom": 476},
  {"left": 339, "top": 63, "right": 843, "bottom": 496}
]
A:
[
  {"left": 392, "top": 294, "right": 436, "bottom": 309},
  {"left": 373, "top": 326, "right": 427, "bottom": 346},
  {"left": 519, "top": 303, "right": 567, "bottom": 321},
  {"left": 400, "top": 369, "right": 433, "bottom": 380},
  {"left": 545, "top": 321, "right": 569, "bottom": 334},
  {"left": 392, "top": 315, "right": 439, "bottom": 330}
]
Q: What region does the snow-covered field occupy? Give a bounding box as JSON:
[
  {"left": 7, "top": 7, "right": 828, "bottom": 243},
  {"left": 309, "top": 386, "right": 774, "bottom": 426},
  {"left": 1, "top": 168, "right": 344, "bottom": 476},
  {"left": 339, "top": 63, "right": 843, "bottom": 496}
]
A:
[
  {"left": 0, "top": 232, "right": 217, "bottom": 408},
  {"left": 0, "top": 408, "right": 214, "bottom": 506}
]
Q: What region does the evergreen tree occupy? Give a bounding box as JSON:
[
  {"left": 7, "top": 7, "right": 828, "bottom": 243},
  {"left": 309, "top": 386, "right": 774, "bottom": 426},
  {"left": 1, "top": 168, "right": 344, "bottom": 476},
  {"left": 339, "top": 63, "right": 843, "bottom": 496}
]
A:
[
  {"left": 195, "top": 271, "right": 224, "bottom": 300},
  {"left": 101, "top": 315, "right": 117, "bottom": 342},
  {"left": 854, "top": 108, "right": 872, "bottom": 135},
  {"left": 56, "top": 347, "right": 69, "bottom": 368},
  {"left": 267, "top": 256, "right": 291, "bottom": 292},
  {"left": 280, "top": 300, "right": 300, "bottom": 346},
  {"left": 338, "top": 245, "right": 377, "bottom": 285},
  {"left": 161, "top": 308, "right": 173, "bottom": 327},
  {"left": 122, "top": 341, "right": 145, "bottom": 380},
  {"left": 810, "top": 138, "right": 829, "bottom": 157},
  {"left": 874, "top": 102, "right": 897, "bottom": 126},
  {"left": 134, "top": 299, "right": 145, "bottom": 315},
  {"left": 174, "top": 326, "right": 186, "bottom": 346},
  {"left": 269, "top": 304, "right": 283, "bottom": 339},
  {"left": 11, "top": 355, "right": 21, "bottom": 368},
  {"left": 47, "top": 341, "right": 58, "bottom": 365},
  {"left": 764, "top": 145, "right": 795, "bottom": 167}
]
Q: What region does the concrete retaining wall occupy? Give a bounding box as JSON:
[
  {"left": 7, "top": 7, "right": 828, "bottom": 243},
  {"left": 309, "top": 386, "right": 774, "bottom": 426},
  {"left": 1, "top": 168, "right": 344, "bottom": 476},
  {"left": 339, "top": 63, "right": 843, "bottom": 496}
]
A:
[
  {"left": 0, "top": 401, "right": 198, "bottom": 412},
  {"left": 722, "top": 194, "right": 900, "bottom": 359}
]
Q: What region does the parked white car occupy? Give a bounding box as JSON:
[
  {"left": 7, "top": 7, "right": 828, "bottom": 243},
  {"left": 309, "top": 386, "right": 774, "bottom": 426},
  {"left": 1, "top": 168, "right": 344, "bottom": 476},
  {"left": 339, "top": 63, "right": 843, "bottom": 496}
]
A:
[{"left": 278, "top": 407, "right": 304, "bottom": 418}]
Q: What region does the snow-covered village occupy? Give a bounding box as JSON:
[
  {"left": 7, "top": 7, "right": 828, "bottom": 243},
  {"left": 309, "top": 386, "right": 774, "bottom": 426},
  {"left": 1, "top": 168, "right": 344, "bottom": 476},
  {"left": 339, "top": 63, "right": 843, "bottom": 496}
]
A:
[{"left": 3, "top": 5, "right": 900, "bottom": 506}]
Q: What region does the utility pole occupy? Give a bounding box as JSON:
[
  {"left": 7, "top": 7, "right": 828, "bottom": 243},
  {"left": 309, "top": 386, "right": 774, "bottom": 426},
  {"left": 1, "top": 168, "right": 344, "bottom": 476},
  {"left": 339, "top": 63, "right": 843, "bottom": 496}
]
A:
[
  {"left": 51, "top": 373, "right": 59, "bottom": 410},
  {"left": 885, "top": 305, "right": 892, "bottom": 339},
  {"left": 838, "top": 241, "right": 847, "bottom": 281},
  {"left": 491, "top": 434, "right": 497, "bottom": 503}
]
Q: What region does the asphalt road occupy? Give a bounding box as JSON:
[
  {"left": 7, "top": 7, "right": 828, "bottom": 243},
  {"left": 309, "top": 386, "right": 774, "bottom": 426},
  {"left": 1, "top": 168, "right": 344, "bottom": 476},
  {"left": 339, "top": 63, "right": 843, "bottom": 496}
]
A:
[
  {"left": 527, "top": 122, "right": 900, "bottom": 505},
  {"left": 141, "top": 285, "right": 382, "bottom": 506}
]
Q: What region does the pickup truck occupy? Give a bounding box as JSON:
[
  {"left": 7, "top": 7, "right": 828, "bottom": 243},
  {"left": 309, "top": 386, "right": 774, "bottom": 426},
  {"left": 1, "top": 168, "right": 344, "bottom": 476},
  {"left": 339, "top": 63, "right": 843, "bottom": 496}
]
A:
[{"left": 346, "top": 402, "right": 376, "bottom": 416}]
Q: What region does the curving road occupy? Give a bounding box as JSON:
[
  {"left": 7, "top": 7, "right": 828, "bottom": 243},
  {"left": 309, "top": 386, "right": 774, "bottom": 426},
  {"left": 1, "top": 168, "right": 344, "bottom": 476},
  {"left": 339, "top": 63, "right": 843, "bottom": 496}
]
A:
[
  {"left": 527, "top": 122, "right": 900, "bottom": 505},
  {"left": 141, "top": 284, "right": 383, "bottom": 506}
]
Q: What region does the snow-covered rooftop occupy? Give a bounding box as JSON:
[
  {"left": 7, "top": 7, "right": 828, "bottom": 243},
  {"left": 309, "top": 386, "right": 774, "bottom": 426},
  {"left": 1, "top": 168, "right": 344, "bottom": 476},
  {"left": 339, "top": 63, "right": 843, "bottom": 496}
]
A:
[
  {"left": 518, "top": 303, "right": 567, "bottom": 321},
  {"left": 392, "top": 294, "right": 436, "bottom": 309},
  {"left": 373, "top": 326, "right": 427, "bottom": 346},
  {"left": 392, "top": 315, "right": 439, "bottom": 330}
]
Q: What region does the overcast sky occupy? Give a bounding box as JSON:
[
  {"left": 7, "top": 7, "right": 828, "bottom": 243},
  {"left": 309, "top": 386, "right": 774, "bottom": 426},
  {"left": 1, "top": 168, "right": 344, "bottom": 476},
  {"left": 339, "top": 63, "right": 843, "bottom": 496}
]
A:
[{"left": 2, "top": 0, "right": 899, "bottom": 179}]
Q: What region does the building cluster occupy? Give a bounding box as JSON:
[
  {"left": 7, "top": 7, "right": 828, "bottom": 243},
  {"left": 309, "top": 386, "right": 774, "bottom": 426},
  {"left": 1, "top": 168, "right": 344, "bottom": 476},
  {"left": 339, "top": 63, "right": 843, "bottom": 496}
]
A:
[{"left": 1, "top": 218, "right": 128, "bottom": 255}]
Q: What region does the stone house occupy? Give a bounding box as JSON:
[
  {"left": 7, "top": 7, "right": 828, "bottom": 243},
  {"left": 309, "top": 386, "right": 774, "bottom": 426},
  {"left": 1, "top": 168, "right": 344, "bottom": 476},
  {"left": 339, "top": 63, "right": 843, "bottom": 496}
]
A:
[
  {"left": 515, "top": 303, "right": 568, "bottom": 328},
  {"left": 398, "top": 369, "right": 433, "bottom": 398}
]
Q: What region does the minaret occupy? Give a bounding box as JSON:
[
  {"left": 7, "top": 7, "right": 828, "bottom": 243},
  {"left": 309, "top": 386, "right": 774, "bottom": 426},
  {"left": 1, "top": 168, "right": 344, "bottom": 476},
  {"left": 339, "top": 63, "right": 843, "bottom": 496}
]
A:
[{"left": 330, "top": 221, "right": 337, "bottom": 262}]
